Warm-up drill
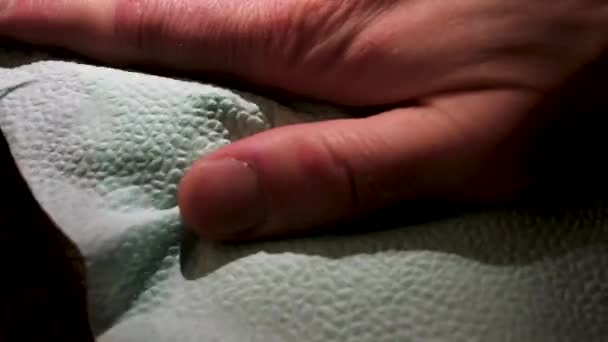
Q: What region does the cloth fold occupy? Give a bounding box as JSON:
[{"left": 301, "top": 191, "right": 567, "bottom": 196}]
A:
[{"left": 1, "top": 45, "right": 607, "bottom": 341}]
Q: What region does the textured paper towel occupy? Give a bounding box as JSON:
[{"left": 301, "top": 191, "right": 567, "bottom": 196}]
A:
[{"left": 1, "top": 46, "right": 607, "bottom": 342}]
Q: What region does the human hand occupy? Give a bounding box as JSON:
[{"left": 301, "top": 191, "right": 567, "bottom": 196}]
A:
[{"left": 2, "top": 1, "right": 606, "bottom": 240}]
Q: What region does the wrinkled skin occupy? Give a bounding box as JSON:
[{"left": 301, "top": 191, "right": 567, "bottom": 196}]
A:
[{"left": 1, "top": 0, "right": 607, "bottom": 240}]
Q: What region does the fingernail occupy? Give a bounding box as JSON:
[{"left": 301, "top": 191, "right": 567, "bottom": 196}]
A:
[{"left": 180, "top": 158, "right": 266, "bottom": 237}]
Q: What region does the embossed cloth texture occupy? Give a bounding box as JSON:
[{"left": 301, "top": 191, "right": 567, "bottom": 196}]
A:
[{"left": 1, "top": 45, "right": 607, "bottom": 342}]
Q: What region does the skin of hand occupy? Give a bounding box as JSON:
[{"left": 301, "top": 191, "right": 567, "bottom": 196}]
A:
[{"left": 1, "top": 0, "right": 607, "bottom": 240}]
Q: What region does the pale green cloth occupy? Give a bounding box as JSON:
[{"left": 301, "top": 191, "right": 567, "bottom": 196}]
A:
[{"left": 1, "top": 46, "right": 607, "bottom": 341}]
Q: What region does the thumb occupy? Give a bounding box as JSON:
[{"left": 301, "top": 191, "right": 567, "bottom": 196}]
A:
[{"left": 178, "top": 90, "right": 537, "bottom": 240}]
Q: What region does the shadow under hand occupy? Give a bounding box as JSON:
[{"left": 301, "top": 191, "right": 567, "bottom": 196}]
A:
[
  {"left": 0, "top": 133, "right": 94, "bottom": 341},
  {"left": 180, "top": 190, "right": 608, "bottom": 280}
]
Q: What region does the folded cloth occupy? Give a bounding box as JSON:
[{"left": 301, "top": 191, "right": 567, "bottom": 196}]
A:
[{"left": 1, "top": 45, "right": 607, "bottom": 342}]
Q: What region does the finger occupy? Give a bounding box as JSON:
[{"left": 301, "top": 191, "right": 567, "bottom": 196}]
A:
[
  {"left": 0, "top": 0, "right": 293, "bottom": 81},
  {"left": 1, "top": 0, "right": 122, "bottom": 61},
  {"left": 0, "top": 0, "right": 412, "bottom": 105},
  {"left": 0, "top": 0, "right": 258, "bottom": 69},
  {"left": 178, "top": 89, "right": 539, "bottom": 241}
]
